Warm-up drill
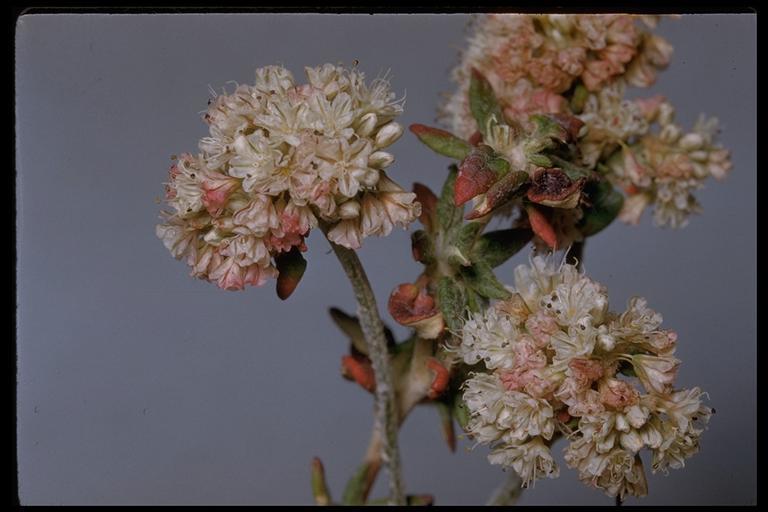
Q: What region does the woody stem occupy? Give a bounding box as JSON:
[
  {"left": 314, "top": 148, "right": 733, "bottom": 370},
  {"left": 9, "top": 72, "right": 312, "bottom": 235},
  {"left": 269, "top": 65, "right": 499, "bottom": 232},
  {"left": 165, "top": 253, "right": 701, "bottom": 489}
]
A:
[{"left": 322, "top": 228, "right": 405, "bottom": 506}]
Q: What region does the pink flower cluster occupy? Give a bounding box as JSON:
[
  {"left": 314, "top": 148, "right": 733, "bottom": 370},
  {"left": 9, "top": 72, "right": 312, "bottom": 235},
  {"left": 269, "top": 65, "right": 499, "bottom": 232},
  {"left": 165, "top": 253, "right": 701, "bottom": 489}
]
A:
[{"left": 443, "top": 14, "right": 672, "bottom": 138}]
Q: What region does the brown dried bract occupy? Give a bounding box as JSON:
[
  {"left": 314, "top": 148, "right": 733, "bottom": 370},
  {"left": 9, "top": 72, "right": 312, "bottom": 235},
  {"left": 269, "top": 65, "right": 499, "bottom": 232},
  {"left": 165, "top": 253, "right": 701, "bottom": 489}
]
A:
[{"left": 527, "top": 168, "right": 586, "bottom": 209}]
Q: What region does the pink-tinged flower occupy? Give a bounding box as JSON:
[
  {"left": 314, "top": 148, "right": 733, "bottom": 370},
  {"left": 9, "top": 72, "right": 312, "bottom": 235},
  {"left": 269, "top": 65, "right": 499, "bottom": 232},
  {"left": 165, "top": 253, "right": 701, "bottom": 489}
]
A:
[
  {"left": 525, "top": 310, "right": 560, "bottom": 348},
  {"left": 455, "top": 256, "right": 710, "bottom": 499},
  {"left": 326, "top": 218, "right": 362, "bottom": 249},
  {"left": 654, "top": 387, "right": 712, "bottom": 433},
  {"left": 567, "top": 389, "right": 606, "bottom": 417},
  {"left": 621, "top": 145, "right": 652, "bottom": 187},
  {"left": 600, "top": 44, "right": 637, "bottom": 70},
  {"left": 488, "top": 437, "right": 559, "bottom": 488},
  {"left": 201, "top": 174, "right": 239, "bottom": 215},
  {"left": 232, "top": 195, "right": 281, "bottom": 237},
  {"left": 618, "top": 192, "right": 651, "bottom": 225},
  {"left": 440, "top": 15, "right": 671, "bottom": 139},
  {"left": 526, "top": 55, "right": 573, "bottom": 93},
  {"left": 570, "top": 358, "right": 605, "bottom": 386},
  {"left": 634, "top": 95, "right": 667, "bottom": 121},
  {"left": 582, "top": 59, "right": 617, "bottom": 92},
  {"left": 631, "top": 354, "right": 680, "bottom": 394},
  {"left": 600, "top": 378, "right": 641, "bottom": 410},
  {"left": 208, "top": 256, "right": 246, "bottom": 291},
  {"left": 706, "top": 148, "right": 733, "bottom": 181},
  {"left": 644, "top": 34, "right": 674, "bottom": 67},
  {"left": 605, "top": 108, "right": 732, "bottom": 229},
  {"left": 158, "top": 63, "right": 417, "bottom": 292},
  {"left": 625, "top": 59, "right": 657, "bottom": 88},
  {"left": 266, "top": 232, "right": 306, "bottom": 254},
  {"left": 373, "top": 172, "right": 422, "bottom": 231}
]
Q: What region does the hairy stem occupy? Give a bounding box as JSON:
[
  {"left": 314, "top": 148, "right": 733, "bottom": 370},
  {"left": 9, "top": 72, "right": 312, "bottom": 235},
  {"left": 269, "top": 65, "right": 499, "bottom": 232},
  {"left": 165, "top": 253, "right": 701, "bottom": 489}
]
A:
[
  {"left": 323, "top": 232, "right": 405, "bottom": 505},
  {"left": 486, "top": 471, "right": 524, "bottom": 506}
]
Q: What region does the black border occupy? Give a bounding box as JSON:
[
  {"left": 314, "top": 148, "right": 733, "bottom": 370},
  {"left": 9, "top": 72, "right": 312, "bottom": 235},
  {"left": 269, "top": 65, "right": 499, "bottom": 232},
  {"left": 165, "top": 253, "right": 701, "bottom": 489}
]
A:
[{"left": 10, "top": 3, "right": 759, "bottom": 508}]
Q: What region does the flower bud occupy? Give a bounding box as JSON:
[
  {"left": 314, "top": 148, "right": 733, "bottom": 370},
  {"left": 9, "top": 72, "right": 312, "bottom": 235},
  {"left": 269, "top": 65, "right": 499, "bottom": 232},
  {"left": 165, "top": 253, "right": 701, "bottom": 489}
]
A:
[
  {"left": 338, "top": 200, "right": 361, "bottom": 219},
  {"left": 374, "top": 122, "right": 404, "bottom": 149},
  {"left": 368, "top": 151, "right": 395, "bottom": 168},
  {"left": 659, "top": 124, "right": 681, "bottom": 143},
  {"left": 597, "top": 333, "right": 616, "bottom": 351},
  {"left": 678, "top": 133, "right": 704, "bottom": 151},
  {"left": 620, "top": 430, "right": 644, "bottom": 453},
  {"left": 203, "top": 228, "right": 225, "bottom": 245},
  {"left": 356, "top": 112, "right": 377, "bottom": 137},
  {"left": 658, "top": 102, "right": 676, "bottom": 126},
  {"left": 687, "top": 150, "right": 709, "bottom": 163}
]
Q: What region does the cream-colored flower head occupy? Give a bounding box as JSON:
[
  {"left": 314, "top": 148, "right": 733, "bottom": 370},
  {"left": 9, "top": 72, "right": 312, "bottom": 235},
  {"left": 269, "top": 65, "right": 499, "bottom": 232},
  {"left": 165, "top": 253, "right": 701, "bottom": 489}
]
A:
[
  {"left": 456, "top": 256, "right": 711, "bottom": 499},
  {"left": 157, "top": 64, "right": 420, "bottom": 290},
  {"left": 606, "top": 101, "right": 733, "bottom": 228},
  {"left": 441, "top": 14, "right": 671, "bottom": 139},
  {"left": 577, "top": 81, "right": 650, "bottom": 168}
]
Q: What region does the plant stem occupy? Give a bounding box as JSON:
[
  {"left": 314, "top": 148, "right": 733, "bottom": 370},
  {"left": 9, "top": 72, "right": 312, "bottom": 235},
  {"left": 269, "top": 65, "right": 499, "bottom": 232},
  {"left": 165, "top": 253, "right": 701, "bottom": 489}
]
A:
[
  {"left": 323, "top": 232, "right": 405, "bottom": 505},
  {"left": 486, "top": 471, "right": 524, "bottom": 506}
]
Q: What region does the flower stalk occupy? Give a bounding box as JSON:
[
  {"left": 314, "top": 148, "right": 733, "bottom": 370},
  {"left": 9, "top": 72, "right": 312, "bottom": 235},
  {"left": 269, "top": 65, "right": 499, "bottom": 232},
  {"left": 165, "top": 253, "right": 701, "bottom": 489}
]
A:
[{"left": 322, "top": 224, "right": 405, "bottom": 505}]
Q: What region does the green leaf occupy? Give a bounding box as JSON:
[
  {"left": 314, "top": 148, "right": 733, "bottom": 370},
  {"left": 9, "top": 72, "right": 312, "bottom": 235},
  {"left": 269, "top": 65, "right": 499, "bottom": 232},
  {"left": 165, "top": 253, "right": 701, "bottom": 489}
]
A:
[
  {"left": 579, "top": 179, "right": 624, "bottom": 237},
  {"left": 342, "top": 462, "right": 374, "bottom": 505},
  {"left": 547, "top": 154, "right": 594, "bottom": 181},
  {"left": 452, "top": 395, "right": 470, "bottom": 431},
  {"left": 451, "top": 221, "right": 484, "bottom": 265},
  {"left": 328, "top": 307, "right": 368, "bottom": 356},
  {"left": 471, "top": 228, "right": 533, "bottom": 268},
  {"left": 437, "top": 165, "right": 465, "bottom": 232},
  {"left": 531, "top": 113, "right": 561, "bottom": 136},
  {"left": 275, "top": 246, "right": 307, "bottom": 300},
  {"left": 311, "top": 457, "right": 332, "bottom": 506},
  {"left": 460, "top": 261, "right": 511, "bottom": 301},
  {"left": 435, "top": 401, "right": 457, "bottom": 452},
  {"left": 437, "top": 277, "right": 467, "bottom": 333},
  {"left": 410, "top": 229, "right": 434, "bottom": 264},
  {"left": 487, "top": 155, "right": 511, "bottom": 175},
  {"left": 528, "top": 153, "right": 553, "bottom": 168},
  {"left": 328, "top": 308, "right": 396, "bottom": 354},
  {"left": 409, "top": 124, "right": 472, "bottom": 160},
  {"left": 469, "top": 68, "right": 504, "bottom": 138},
  {"left": 465, "top": 286, "right": 486, "bottom": 313}
]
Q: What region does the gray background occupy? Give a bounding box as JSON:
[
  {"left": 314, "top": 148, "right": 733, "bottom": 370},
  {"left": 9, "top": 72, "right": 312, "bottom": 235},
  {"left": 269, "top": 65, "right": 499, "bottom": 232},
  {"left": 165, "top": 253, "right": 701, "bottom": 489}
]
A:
[{"left": 15, "top": 14, "right": 755, "bottom": 505}]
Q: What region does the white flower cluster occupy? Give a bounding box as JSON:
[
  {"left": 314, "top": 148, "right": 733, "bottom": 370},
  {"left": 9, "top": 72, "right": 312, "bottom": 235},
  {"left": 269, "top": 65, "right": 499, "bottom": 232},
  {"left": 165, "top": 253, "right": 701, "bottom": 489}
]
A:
[
  {"left": 157, "top": 64, "right": 420, "bottom": 290},
  {"left": 456, "top": 256, "right": 711, "bottom": 499},
  {"left": 607, "top": 100, "right": 733, "bottom": 228},
  {"left": 577, "top": 81, "right": 650, "bottom": 168}
]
